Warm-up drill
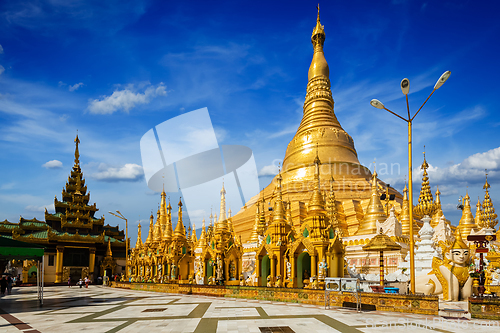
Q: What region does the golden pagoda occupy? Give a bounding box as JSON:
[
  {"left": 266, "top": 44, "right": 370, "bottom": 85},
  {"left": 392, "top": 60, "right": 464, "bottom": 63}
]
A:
[
  {"left": 431, "top": 186, "right": 445, "bottom": 228},
  {"left": 414, "top": 152, "right": 437, "bottom": 218},
  {"left": 0, "top": 135, "right": 126, "bottom": 283},
  {"left": 128, "top": 190, "right": 196, "bottom": 283},
  {"left": 193, "top": 183, "right": 243, "bottom": 285},
  {"left": 356, "top": 169, "right": 387, "bottom": 235},
  {"left": 481, "top": 174, "right": 498, "bottom": 230},
  {"left": 457, "top": 192, "right": 478, "bottom": 240},
  {"left": 252, "top": 155, "right": 344, "bottom": 288},
  {"left": 232, "top": 5, "right": 403, "bottom": 249}
]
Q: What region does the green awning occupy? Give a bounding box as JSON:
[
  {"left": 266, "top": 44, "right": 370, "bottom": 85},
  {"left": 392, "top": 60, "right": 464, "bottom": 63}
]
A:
[{"left": 0, "top": 237, "right": 45, "bottom": 260}]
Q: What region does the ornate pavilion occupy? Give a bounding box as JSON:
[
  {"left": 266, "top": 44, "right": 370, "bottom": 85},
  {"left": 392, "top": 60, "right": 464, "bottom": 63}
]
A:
[{"left": 0, "top": 136, "right": 126, "bottom": 283}]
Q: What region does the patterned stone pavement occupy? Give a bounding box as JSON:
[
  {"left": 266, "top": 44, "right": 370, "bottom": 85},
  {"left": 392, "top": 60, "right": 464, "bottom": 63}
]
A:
[{"left": 0, "top": 286, "right": 499, "bottom": 333}]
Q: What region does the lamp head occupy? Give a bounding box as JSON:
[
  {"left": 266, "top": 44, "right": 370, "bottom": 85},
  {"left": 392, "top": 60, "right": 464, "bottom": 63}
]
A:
[
  {"left": 434, "top": 71, "right": 451, "bottom": 90},
  {"left": 370, "top": 99, "right": 385, "bottom": 109},
  {"left": 401, "top": 78, "right": 410, "bottom": 95}
]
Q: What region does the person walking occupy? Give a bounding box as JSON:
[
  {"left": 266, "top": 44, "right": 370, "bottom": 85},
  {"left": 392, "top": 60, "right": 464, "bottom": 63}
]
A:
[
  {"left": 84, "top": 276, "right": 89, "bottom": 288},
  {"left": 68, "top": 276, "right": 72, "bottom": 288},
  {"left": 7, "top": 276, "right": 13, "bottom": 294},
  {"left": 1, "top": 276, "right": 7, "bottom": 295},
  {"left": 78, "top": 278, "right": 83, "bottom": 288}
]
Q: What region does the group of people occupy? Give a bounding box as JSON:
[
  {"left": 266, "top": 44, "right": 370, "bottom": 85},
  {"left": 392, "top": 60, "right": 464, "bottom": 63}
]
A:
[
  {"left": 0, "top": 275, "right": 15, "bottom": 295},
  {"left": 68, "top": 276, "right": 91, "bottom": 288}
]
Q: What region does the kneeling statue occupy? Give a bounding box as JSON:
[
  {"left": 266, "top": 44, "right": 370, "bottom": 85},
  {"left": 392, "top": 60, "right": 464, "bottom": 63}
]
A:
[{"left": 415, "top": 229, "right": 472, "bottom": 301}]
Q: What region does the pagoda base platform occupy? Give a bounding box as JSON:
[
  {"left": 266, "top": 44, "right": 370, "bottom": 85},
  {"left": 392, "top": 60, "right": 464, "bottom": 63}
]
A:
[
  {"left": 469, "top": 296, "right": 500, "bottom": 320},
  {"left": 111, "top": 281, "right": 438, "bottom": 315}
]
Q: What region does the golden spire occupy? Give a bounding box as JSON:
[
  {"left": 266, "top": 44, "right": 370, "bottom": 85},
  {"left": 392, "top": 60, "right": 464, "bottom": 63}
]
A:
[
  {"left": 105, "top": 238, "right": 112, "bottom": 257},
  {"left": 286, "top": 200, "right": 293, "bottom": 226},
  {"left": 145, "top": 212, "right": 154, "bottom": 244},
  {"left": 400, "top": 182, "right": 411, "bottom": 234},
  {"left": 481, "top": 172, "right": 498, "bottom": 229},
  {"left": 431, "top": 186, "right": 444, "bottom": 227},
  {"left": 173, "top": 198, "right": 186, "bottom": 239},
  {"left": 458, "top": 191, "right": 478, "bottom": 240},
  {"left": 74, "top": 133, "right": 80, "bottom": 166},
  {"left": 310, "top": 4, "right": 327, "bottom": 79},
  {"left": 163, "top": 197, "right": 173, "bottom": 242},
  {"left": 153, "top": 207, "right": 162, "bottom": 242},
  {"left": 356, "top": 169, "right": 387, "bottom": 235},
  {"left": 160, "top": 187, "right": 167, "bottom": 236},
  {"left": 414, "top": 150, "right": 436, "bottom": 217},
  {"left": 135, "top": 223, "right": 142, "bottom": 248},
  {"left": 272, "top": 168, "right": 287, "bottom": 223},
  {"left": 217, "top": 182, "right": 228, "bottom": 231},
  {"left": 249, "top": 200, "right": 262, "bottom": 242},
  {"left": 191, "top": 222, "right": 198, "bottom": 244},
  {"left": 280, "top": 6, "right": 362, "bottom": 186},
  {"left": 475, "top": 197, "right": 483, "bottom": 227},
  {"left": 307, "top": 147, "right": 326, "bottom": 215},
  {"left": 198, "top": 218, "right": 207, "bottom": 248}
]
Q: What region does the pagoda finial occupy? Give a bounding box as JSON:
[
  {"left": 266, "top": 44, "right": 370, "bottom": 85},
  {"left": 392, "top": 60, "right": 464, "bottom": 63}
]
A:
[
  {"left": 483, "top": 169, "right": 491, "bottom": 190},
  {"left": 414, "top": 148, "right": 435, "bottom": 217},
  {"left": 218, "top": 181, "right": 227, "bottom": 224},
  {"left": 356, "top": 163, "right": 386, "bottom": 235},
  {"left": 174, "top": 197, "right": 186, "bottom": 239},
  {"left": 312, "top": 3, "right": 325, "bottom": 43},
  {"left": 106, "top": 238, "right": 112, "bottom": 257},
  {"left": 481, "top": 171, "right": 497, "bottom": 229},
  {"left": 136, "top": 223, "right": 142, "bottom": 248},
  {"left": 74, "top": 132, "right": 80, "bottom": 166},
  {"left": 272, "top": 165, "right": 286, "bottom": 224}
]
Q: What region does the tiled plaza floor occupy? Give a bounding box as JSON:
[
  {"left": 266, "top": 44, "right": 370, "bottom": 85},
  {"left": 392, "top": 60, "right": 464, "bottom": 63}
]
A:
[{"left": 0, "top": 286, "right": 499, "bottom": 332}]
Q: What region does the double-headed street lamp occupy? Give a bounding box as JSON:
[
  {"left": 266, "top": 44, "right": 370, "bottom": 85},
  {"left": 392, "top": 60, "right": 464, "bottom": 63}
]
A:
[
  {"left": 108, "top": 210, "right": 129, "bottom": 279},
  {"left": 370, "top": 71, "right": 451, "bottom": 294}
]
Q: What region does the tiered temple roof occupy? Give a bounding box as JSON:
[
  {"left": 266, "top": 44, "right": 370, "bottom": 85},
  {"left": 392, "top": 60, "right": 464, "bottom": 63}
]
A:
[{"left": 0, "top": 135, "right": 125, "bottom": 250}]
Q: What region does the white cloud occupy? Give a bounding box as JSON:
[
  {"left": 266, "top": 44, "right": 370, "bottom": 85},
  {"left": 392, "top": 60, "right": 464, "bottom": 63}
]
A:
[
  {"left": 414, "top": 146, "right": 500, "bottom": 187},
  {"left": 25, "top": 203, "right": 54, "bottom": 213},
  {"left": 259, "top": 162, "right": 280, "bottom": 177},
  {"left": 91, "top": 163, "right": 144, "bottom": 182},
  {"left": 42, "top": 159, "right": 63, "bottom": 169},
  {"left": 0, "top": 65, "right": 5, "bottom": 76},
  {"left": 88, "top": 82, "right": 167, "bottom": 115},
  {"left": 0, "top": 44, "right": 3, "bottom": 54},
  {"left": 69, "top": 82, "right": 84, "bottom": 91},
  {"left": 58, "top": 81, "right": 66, "bottom": 87},
  {"left": 214, "top": 127, "right": 228, "bottom": 143},
  {"left": 0, "top": 182, "right": 16, "bottom": 190}
]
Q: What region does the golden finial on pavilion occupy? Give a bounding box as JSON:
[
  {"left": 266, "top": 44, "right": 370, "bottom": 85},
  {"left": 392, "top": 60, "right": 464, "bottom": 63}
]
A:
[
  {"left": 74, "top": 132, "right": 80, "bottom": 166},
  {"left": 414, "top": 148, "right": 436, "bottom": 217},
  {"left": 481, "top": 171, "right": 498, "bottom": 230},
  {"left": 458, "top": 191, "right": 478, "bottom": 239},
  {"left": 174, "top": 197, "right": 186, "bottom": 239}
]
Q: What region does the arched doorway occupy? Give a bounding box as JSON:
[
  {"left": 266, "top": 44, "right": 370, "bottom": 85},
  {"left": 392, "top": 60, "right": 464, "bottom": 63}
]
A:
[
  {"left": 206, "top": 259, "right": 214, "bottom": 278},
  {"left": 261, "top": 255, "right": 270, "bottom": 286},
  {"left": 297, "top": 252, "right": 311, "bottom": 288}
]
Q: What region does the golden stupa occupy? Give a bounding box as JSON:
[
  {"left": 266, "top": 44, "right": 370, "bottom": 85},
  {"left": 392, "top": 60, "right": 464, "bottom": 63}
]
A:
[{"left": 232, "top": 7, "right": 402, "bottom": 242}]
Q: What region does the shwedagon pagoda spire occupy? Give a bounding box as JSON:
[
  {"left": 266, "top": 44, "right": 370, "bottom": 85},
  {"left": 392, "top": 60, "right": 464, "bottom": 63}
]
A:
[
  {"left": 231, "top": 6, "right": 398, "bottom": 242},
  {"left": 280, "top": 5, "right": 364, "bottom": 186}
]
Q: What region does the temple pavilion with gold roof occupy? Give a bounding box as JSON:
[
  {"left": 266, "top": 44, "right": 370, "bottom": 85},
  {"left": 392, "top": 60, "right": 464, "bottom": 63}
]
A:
[{"left": 0, "top": 136, "right": 126, "bottom": 284}]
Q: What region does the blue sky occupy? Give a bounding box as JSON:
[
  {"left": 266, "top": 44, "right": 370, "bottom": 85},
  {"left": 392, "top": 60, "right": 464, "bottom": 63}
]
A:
[{"left": 1, "top": 0, "right": 499, "bottom": 245}]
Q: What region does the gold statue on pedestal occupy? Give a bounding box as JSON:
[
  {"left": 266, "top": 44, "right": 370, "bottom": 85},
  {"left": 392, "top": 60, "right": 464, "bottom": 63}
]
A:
[{"left": 415, "top": 229, "right": 472, "bottom": 301}]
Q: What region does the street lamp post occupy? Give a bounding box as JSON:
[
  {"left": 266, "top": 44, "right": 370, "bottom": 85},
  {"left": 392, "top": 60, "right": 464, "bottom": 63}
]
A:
[
  {"left": 108, "top": 210, "right": 129, "bottom": 279},
  {"left": 370, "top": 71, "right": 451, "bottom": 294}
]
